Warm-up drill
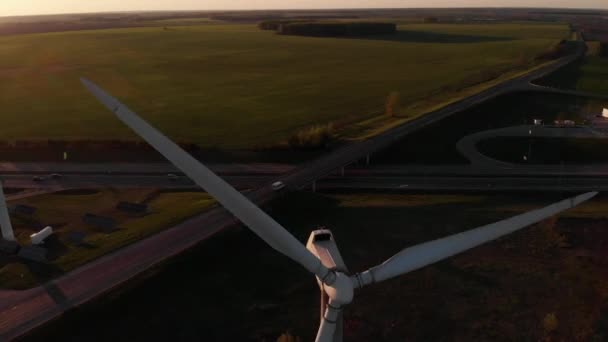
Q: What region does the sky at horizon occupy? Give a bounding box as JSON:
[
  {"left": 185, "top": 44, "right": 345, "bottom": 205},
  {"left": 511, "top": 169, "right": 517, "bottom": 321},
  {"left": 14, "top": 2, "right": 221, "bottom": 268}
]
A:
[{"left": 2, "top": 0, "right": 608, "bottom": 17}]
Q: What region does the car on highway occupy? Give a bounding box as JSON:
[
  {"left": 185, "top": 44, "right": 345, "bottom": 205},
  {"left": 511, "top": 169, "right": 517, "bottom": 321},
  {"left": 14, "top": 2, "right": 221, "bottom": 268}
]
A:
[
  {"left": 167, "top": 173, "right": 180, "bottom": 181},
  {"left": 32, "top": 176, "right": 46, "bottom": 182},
  {"left": 272, "top": 181, "right": 285, "bottom": 191},
  {"left": 50, "top": 173, "right": 63, "bottom": 179}
]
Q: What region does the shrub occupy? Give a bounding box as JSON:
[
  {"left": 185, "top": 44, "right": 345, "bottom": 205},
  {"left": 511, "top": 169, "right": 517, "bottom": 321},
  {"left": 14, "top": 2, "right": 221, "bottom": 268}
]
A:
[
  {"left": 535, "top": 40, "right": 576, "bottom": 61},
  {"left": 585, "top": 41, "right": 602, "bottom": 56},
  {"left": 288, "top": 123, "right": 334, "bottom": 150},
  {"left": 277, "top": 332, "right": 301, "bottom": 342},
  {"left": 385, "top": 91, "right": 400, "bottom": 117},
  {"left": 543, "top": 312, "right": 559, "bottom": 333}
]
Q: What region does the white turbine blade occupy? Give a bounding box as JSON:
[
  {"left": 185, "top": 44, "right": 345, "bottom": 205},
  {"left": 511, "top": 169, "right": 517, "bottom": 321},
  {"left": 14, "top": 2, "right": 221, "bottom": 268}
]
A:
[
  {"left": 315, "top": 300, "right": 340, "bottom": 342},
  {"left": 80, "top": 78, "right": 333, "bottom": 282},
  {"left": 0, "top": 180, "right": 15, "bottom": 241},
  {"left": 353, "top": 192, "right": 597, "bottom": 288}
]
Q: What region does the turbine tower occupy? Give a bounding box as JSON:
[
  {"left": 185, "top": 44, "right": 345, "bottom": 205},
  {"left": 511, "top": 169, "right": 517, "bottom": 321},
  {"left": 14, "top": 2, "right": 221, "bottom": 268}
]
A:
[
  {"left": 0, "top": 180, "right": 16, "bottom": 241},
  {"left": 82, "top": 78, "right": 597, "bottom": 342}
]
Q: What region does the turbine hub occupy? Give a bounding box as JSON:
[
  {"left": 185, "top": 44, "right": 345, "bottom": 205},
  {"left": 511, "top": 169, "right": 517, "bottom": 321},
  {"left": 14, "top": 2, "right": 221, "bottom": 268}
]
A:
[{"left": 323, "top": 271, "right": 354, "bottom": 306}]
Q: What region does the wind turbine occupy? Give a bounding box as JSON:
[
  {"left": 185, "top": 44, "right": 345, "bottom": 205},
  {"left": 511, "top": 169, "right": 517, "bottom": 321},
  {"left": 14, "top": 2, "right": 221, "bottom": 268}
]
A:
[
  {"left": 81, "top": 78, "right": 597, "bottom": 342},
  {"left": 0, "top": 180, "right": 16, "bottom": 242}
]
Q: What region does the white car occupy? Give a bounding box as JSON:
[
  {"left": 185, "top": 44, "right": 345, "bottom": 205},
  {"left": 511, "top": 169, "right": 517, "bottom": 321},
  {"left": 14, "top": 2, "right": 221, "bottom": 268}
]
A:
[
  {"left": 167, "top": 173, "right": 179, "bottom": 180},
  {"left": 272, "top": 181, "right": 285, "bottom": 191}
]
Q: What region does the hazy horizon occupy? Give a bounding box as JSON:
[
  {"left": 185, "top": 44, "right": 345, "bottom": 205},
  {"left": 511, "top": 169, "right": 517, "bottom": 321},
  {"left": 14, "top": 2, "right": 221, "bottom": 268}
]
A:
[{"left": 2, "top": 1, "right": 608, "bottom": 18}]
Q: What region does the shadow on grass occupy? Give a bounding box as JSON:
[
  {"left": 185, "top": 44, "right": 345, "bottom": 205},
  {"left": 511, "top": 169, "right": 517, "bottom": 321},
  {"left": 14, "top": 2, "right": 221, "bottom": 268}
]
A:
[
  {"left": 23, "top": 260, "right": 63, "bottom": 286},
  {"left": 534, "top": 58, "right": 585, "bottom": 89},
  {"left": 355, "top": 30, "right": 515, "bottom": 44},
  {"left": 45, "top": 236, "right": 69, "bottom": 261}
]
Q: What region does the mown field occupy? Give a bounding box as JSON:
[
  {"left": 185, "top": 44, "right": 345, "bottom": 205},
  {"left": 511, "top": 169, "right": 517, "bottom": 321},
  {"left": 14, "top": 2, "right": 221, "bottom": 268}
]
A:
[
  {"left": 23, "top": 191, "right": 608, "bottom": 341},
  {"left": 0, "top": 189, "right": 214, "bottom": 289},
  {"left": 0, "top": 22, "right": 569, "bottom": 149}
]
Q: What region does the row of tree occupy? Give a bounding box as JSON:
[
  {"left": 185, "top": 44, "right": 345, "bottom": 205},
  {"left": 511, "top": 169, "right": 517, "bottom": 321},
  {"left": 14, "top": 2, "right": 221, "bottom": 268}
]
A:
[
  {"left": 535, "top": 40, "right": 577, "bottom": 61},
  {"left": 259, "top": 20, "right": 397, "bottom": 37}
]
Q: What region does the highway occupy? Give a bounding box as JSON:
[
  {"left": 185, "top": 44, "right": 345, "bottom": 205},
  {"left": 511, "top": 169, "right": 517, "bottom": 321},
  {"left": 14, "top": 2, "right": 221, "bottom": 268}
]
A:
[
  {"left": 0, "top": 174, "right": 268, "bottom": 190},
  {"left": 0, "top": 162, "right": 294, "bottom": 175},
  {"left": 320, "top": 176, "right": 608, "bottom": 192},
  {"left": 348, "top": 164, "right": 608, "bottom": 177},
  {"left": 8, "top": 160, "right": 608, "bottom": 182},
  {"left": 3, "top": 173, "right": 608, "bottom": 193},
  {"left": 8, "top": 157, "right": 608, "bottom": 193},
  {"left": 0, "top": 42, "right": 588, "bottom": 340}
]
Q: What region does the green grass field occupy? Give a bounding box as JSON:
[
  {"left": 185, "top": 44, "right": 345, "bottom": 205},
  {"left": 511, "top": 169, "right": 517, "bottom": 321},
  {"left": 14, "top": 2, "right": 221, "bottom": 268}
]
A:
[
  {"left": 0, "top": 22, "right": 568, "bottom": 148},
  {"left": 0, "top": 189, "right": 214, "bottom": 289},
  {"left": 537, "top": 55, "right": 608, "bottom": 94},
  {"left": 25, "top": 191, "right": 608, "bottom": 341}
]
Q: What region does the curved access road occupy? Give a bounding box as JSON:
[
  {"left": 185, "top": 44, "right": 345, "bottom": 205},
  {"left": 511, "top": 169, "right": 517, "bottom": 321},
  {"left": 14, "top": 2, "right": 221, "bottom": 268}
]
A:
[
  {"left": 524, "top": 83, "right": 608, "bottom": 101},
  {"left": 456, "top": 125, "right": 607, "bottom": 167}
]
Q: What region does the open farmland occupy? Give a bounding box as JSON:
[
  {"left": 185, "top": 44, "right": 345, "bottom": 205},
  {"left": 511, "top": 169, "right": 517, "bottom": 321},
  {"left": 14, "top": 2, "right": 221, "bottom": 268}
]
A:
[
  {"left": 0, "top": 22, "right": 569, "bottom": 149},
  {"left": 23, "top": 191, "right": 608, "bottom": 341}
]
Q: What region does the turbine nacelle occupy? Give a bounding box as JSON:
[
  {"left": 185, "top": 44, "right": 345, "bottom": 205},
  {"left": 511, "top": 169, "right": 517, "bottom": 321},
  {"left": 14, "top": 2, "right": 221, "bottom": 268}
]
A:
[{"left": 306, "top": 229, "right": 354, "bottom": 306}]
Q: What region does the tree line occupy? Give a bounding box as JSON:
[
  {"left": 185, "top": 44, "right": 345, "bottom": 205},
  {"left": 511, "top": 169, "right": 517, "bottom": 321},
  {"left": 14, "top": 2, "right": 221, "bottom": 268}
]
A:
[{"left": 259, "top": 20, "right": 397, "bottom": 37}]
